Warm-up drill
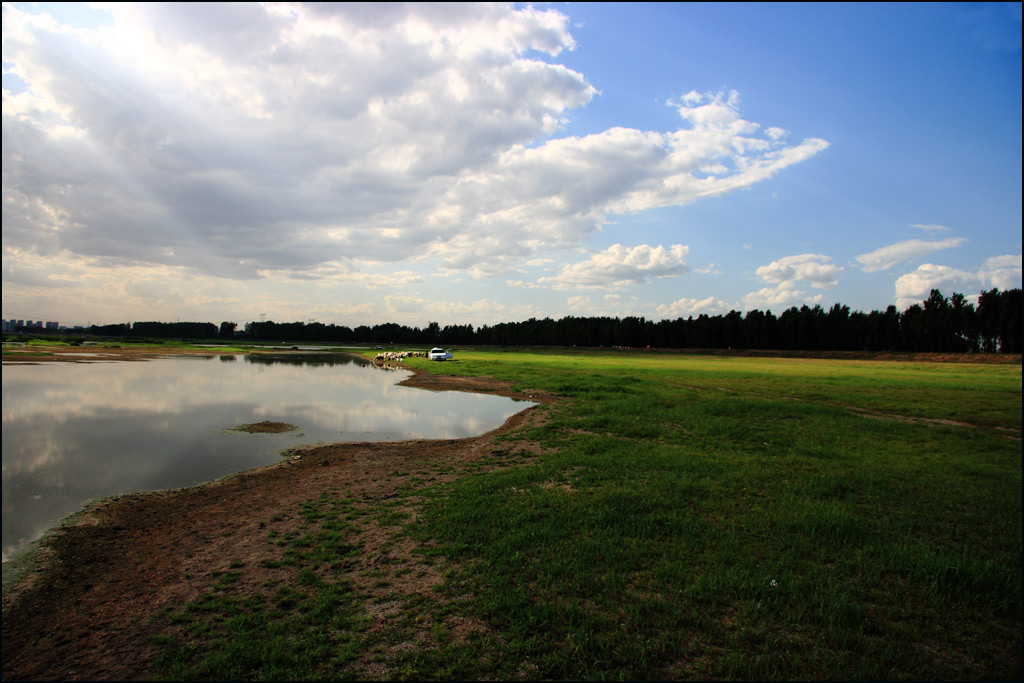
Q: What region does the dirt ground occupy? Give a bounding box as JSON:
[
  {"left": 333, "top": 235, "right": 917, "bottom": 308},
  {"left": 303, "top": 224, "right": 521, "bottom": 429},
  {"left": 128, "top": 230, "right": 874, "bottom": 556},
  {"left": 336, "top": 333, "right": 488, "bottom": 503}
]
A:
[{"left": 1, "top": 348, "right": 553, "bottom": 681}]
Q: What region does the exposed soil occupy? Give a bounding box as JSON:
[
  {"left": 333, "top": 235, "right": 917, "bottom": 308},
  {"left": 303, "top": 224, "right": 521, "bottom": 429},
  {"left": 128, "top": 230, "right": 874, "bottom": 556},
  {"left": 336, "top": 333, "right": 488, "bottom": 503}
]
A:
[{"left": 1, "top": 348, "right": 554, "bottom": 681}]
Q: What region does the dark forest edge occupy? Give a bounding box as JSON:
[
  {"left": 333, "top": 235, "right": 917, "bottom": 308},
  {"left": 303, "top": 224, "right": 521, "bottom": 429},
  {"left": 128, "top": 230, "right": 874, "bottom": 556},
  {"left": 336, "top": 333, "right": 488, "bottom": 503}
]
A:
[{"left": 8, "top": 288, "right": 1022, "bottom": 354}]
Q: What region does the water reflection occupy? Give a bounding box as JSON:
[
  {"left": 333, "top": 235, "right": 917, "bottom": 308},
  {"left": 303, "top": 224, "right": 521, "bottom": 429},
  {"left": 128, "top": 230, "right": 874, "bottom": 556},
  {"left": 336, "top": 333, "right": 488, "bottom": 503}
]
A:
[
  {"left": 244, "top": 353, "right": 371, "bottom": 367},
  {"left": 2, "top": 354, "right": 532, "bottom": 560}
]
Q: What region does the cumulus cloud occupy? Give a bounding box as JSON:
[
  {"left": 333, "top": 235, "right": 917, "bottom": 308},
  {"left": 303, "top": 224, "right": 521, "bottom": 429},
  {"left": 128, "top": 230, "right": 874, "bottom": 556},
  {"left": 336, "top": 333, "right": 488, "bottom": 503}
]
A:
[
  {"left": 739, "top": 253, "right": 839, "bottom": 312},
  {"left": 2, "top": 5, "right": 828, "bottom": 285},
  {"left": 855, "top": 237, "right": 966, "bottom": 272},
  {"left": 894, "top": 264, "right": 980, "bottom": 309},
  {"left": 755, "top": 253, "right": 841, "bottom": 288},
  {"left": 2, "top": 3, "right": 591, "bottom": 273},
  {"left": 656, "top": 296, "right": 733, "bottom": 318},
  {"left": 743, "top": 282, "right": 822, "bottom": 311},
  {"left": 538, "top": 243, "right": 689, "bottom": 289},
  {"left": 893, "top": 255, "right": 1021, "bottom": 309},
  {"left": 979, "top": 254, "right": 1023, "bottom": 290}
]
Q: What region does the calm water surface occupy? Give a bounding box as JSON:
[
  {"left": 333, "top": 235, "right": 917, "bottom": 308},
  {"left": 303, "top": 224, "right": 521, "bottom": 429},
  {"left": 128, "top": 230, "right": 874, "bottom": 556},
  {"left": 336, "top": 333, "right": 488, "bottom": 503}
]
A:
[{"left": 2, "top": 354, "right": 533, "bottom": 560}]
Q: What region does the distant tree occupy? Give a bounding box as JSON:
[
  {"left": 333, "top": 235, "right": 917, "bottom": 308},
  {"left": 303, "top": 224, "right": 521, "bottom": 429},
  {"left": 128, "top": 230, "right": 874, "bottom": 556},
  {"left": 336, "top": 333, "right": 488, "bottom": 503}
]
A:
[
  {"left": 425, "top": 321, "right": 441, "bottom": 344},
  {"left": 978, "top": 288, "right": 1023, "bottom": 353},
  {"left": 69, "top": 289, "right": 1021, "bottom": 351},
  {"left": 948, "top": 293, "right": 976, "bottom": 352},
  {"left": 743, "top": 309, "right": 777, "bottom": 349},
  {"left": 87, "top": 323, "right": 131, "bottom": 336},
  {"left": 900, "top": 303, "right": 926, "bottom": 351},
  {"left": 918, "top": 290, "right": 948, "bottom": 351},
  {"left": 977, "top": 289, "right": 1002, "bottom": 353},
  {"left": 826, "top": 303, "right": 851, "bottom": 350},
  {"left": 998, "top": 288, "right": 1022, "bottom": 353},
  {"left": 865, "top": 306, "right": 900, "bottom": 351}
]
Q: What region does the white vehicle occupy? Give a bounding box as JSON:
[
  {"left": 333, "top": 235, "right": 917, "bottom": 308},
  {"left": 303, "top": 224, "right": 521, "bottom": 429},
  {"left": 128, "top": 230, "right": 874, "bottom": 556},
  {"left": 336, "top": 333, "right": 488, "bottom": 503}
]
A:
[{"left": 428, "top": 347, "right": 453, "bottom": 361}]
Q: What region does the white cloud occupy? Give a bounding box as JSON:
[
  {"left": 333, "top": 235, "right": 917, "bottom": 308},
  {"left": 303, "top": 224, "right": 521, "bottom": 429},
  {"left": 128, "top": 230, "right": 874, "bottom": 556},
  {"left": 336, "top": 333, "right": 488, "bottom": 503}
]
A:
[
  {"left": 755, "top": 253, "right": 841, "bottom": 288},
  {"left": 894, "top": 263, "right": 980, "bottom": 309},
  {"left": 855, "top": 237, "right": 966, "bottom": 272},
  {"left": 3, "top": 7, "right": 827, "bottom": 286},
  {"left": 2, "top": 3, "right": 593, "bottom": 276},
  {"left": 425, "top": 99, "right": 827, "bottom": 275},
  {"left": 893, "top": 255, "right": 1021, "bottom": 309},
  {"left": 656, "top": 296, "right": 733, "bottom": 318},
  {"left": 562, "top": 293, "right": 649, "bottom": 318},
  {"left": 506, "top": 280, "right": 542, "bottom": 289},
  {"left": 538, "top": 243, "right": 689, "bottom": 290},
  {"left": 978, "top": 254, "right": 1023, "bottom": 291},
  {"left": 566, "top": 295, "right": 593, "bottom": 310},
  {"left": 742, "top": 282, "right": 822, "bottom": 311},
  {"left": 909, "top": 223, "right": 953, "bottom": 234},
  {"left": 739, "top": 253, "right": 839, "bottom": 312}
]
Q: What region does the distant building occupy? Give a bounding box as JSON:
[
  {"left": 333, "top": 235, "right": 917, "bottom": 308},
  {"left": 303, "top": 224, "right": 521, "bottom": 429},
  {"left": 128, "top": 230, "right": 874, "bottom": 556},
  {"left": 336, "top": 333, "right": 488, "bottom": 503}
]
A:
[{"left": 1, "top": 319, "right": 60, "bottom": 333}]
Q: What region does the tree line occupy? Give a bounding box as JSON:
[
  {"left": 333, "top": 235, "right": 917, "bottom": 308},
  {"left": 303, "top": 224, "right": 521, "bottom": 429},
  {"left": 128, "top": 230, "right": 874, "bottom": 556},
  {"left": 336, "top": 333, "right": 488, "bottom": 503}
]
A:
[{"left": 79, "top": 288, "right": 1021, "bottom": 353}]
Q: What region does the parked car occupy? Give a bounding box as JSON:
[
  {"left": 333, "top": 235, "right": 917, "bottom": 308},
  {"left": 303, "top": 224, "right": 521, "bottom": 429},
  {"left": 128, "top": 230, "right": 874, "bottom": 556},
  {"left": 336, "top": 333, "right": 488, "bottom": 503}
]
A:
[{"left": 428, "top": 347, "right": 453, "bottom": 361}]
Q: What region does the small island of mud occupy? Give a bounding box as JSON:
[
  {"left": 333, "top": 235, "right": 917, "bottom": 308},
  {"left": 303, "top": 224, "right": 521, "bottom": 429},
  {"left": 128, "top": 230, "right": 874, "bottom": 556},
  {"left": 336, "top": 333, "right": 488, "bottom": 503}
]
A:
[{"left": 231, "top": 420, "right": 298, "bottom": 433}]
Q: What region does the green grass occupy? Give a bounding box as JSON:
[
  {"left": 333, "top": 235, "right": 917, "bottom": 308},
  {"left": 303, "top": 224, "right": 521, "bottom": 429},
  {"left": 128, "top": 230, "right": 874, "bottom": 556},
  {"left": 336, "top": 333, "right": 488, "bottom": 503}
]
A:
[
  {"left": 151, "top": 349, "right": 1021, "bottom": 680},
  {"left": 401, "top": 350, "right": 1021, "bottom": 679},
  {"left": 152, "top": 494, "right": 367, "bottom": 680}
]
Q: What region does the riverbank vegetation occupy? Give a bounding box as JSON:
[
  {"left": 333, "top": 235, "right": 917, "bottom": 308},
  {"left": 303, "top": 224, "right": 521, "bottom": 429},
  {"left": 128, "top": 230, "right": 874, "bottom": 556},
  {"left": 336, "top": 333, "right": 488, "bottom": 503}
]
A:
[{"left": 143, "top": 349, "right": 1020, "bottom": 680}]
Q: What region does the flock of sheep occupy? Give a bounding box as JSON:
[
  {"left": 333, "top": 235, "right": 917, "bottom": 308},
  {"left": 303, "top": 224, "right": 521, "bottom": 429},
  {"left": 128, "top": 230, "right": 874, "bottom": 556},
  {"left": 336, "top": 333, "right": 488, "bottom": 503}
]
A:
[{"left": 372, "top": 350, "right": 424, "bottom": 364}]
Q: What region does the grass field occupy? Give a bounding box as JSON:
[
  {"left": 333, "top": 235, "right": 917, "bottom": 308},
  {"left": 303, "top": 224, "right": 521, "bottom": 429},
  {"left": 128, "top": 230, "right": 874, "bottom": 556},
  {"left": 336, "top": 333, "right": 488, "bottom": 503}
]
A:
[{"left": 152, "top": 349, "right": 1021, "bottom": 680}]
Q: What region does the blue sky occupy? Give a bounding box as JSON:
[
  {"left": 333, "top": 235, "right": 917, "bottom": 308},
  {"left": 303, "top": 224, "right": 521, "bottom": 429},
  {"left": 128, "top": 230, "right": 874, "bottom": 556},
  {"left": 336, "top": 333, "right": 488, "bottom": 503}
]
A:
[{"left": 2, "top": 2, "right": 1020, "bottom": 329}]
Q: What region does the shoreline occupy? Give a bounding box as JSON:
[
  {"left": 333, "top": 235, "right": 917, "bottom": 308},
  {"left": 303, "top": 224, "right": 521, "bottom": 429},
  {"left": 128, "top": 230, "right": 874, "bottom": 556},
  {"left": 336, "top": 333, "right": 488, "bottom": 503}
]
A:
[{"left": 2, "top": 349, "right": 552, "bottom": 680}]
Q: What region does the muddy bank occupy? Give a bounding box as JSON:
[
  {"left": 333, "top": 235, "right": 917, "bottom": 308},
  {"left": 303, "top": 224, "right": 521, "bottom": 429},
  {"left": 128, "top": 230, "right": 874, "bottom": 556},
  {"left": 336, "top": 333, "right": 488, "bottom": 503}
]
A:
[{"left": 1, "top": 353, "right": 551, "bottom": 681}]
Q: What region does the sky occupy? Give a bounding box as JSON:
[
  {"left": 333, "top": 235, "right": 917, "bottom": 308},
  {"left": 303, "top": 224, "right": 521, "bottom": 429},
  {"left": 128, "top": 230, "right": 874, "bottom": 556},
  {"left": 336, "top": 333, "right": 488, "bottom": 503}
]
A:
[{"left": 2, "top": 2, "right": 1021, "bottom": 330}]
